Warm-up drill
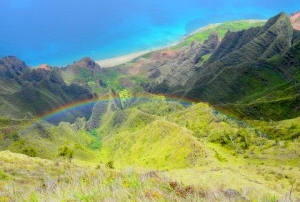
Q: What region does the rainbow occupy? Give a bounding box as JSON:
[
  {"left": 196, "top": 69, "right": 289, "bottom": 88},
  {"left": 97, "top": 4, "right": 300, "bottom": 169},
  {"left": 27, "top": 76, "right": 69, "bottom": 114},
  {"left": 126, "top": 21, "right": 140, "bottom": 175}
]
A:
[
  {"left": 37, "top": 93, "right": 196, "bottom": 124},
  {"left": 17, "top": 92, "right": 253, "bottom": 138}
]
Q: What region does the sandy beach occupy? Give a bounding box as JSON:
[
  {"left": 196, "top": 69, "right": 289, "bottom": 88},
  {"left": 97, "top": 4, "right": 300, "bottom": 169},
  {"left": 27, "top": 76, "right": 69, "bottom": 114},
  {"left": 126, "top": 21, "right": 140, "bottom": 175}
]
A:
[
  {"left": 96, "top": 50, "right": 152, "bottom": 68},
  {"left": 96, "top": 19, "right": 266, "bottom": 68}
]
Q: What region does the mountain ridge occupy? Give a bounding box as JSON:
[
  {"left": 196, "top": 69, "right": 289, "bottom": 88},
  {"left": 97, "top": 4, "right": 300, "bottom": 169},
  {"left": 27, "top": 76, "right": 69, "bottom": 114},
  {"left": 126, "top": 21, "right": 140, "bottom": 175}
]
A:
[
  {"left": 0, "top": 57, "right": 95, "bottom": 122},
  {"left": 135, "top": 12, "right": 300, "bottom": 120},
  {"left": 1, "top": 12, "right": 300, "bottom": 201}
]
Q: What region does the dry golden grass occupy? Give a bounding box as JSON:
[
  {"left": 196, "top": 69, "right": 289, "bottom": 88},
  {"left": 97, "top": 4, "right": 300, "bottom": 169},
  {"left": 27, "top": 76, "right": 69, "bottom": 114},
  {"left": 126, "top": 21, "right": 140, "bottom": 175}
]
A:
[{"left": 1, "top": 150, "right": 299, "bottom": 202}]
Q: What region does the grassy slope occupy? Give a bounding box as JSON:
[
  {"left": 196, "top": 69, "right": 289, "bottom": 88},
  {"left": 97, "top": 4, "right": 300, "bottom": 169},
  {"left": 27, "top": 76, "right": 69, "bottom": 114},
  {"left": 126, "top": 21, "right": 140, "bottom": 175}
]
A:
[
  {"left": 184, "top": 14, "right": 300, "bottom": 121},
  {"left": 0, "top": 99, "right": 300, "bottom": 201},
  {"left": 1, "top": 118, "right": 99, "bottom": 162},
  {"left": 174, "top": 20, "right": 265, "bottom": 49},
  {"left": 223, "top": 39, "right": 300, "bottom": 120},
  {"left": 5, "top": 150, "right": 291, "bottom": 202},
  {"left": 0, "top": 150, "right": 205, "bottom": 202},
  {"left": 1, "top": 18, "right": 300, "bottom": 201},
  {"left": 99, "top": 120, "right": 207, "bottom": 169},
  {"left": 94, "top": 100, "right": 300, "bottom": 200},
  {"left": 0, "top": 79, "right": 23, "bottom": 118}
]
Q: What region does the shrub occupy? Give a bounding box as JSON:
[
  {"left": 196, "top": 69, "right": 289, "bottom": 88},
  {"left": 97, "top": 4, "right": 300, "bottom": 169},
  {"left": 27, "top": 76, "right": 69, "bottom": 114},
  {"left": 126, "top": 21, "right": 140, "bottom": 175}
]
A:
[
  {"left": 22, "top": 148, "right": 37, "bottom": 157},
  {"left": 105, "top": 160, "right": 114, "bottom": 169},
  {"left": 58, "top": 145, "right": 74, "bottom": 162}
]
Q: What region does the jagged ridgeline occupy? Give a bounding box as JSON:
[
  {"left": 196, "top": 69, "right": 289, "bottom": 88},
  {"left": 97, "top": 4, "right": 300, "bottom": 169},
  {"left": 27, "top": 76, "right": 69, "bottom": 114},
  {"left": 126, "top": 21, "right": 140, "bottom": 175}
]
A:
[
  {"left": 1, "top": 93, "right": 300, "bottom": 201},
  {"left": 186, "top": 12, "right": 300, "bottom": 120},
  {"left": 0, "top": 56, "right": 94, "bottom": 123},
  {"left": 123, "top": 12, "right": 300, "bottom": 121},
  {"left": 1, "top": 12, "right": 300, "bottom": 201}
]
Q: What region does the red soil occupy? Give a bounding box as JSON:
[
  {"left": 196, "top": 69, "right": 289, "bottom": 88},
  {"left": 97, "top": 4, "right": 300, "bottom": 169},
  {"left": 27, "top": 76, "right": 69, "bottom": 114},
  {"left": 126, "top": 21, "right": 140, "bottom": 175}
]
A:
[
  {"left": 37, "top": 64, "right": 51, "bottom": 71},
  {"left": 290, "top": 11, "right": 300, "bottom": 30},
  {"left": 128, "top": 61, "right": 143, "bottom": 75},
  {"left": 151, "top": 50, "right": 178, "bottom": 60}
]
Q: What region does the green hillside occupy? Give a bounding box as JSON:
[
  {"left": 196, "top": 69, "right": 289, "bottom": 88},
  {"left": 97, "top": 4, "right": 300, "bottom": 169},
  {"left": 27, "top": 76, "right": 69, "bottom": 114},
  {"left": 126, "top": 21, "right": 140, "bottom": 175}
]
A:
[
  {"left": 174, "top": 20, "right": 265, "bottom": 48},
  {"left": 99, "top": 120, "right": 206, "bottom": 169},
  {"left": 1, "top": 99, "right": 300, "bottom": 201},
  {"left": 1, "top": 12, "right": 300, "bottom": 202},
  {"left": 184, "top": 13, "right": 300, "bottom": 121}
]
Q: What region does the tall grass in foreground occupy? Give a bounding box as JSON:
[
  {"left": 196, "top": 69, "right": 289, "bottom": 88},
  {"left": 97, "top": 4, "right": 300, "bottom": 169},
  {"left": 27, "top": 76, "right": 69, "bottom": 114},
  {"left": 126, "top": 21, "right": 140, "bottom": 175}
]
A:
[
  {"left": 0, "top": 150, "right": 297, "bottom": 202},
  {"left": 0, "top": 166, "right": 284, "bottom": 202},
  {"left": 0, "top": 162, "right": 203, "bottom": 202}
]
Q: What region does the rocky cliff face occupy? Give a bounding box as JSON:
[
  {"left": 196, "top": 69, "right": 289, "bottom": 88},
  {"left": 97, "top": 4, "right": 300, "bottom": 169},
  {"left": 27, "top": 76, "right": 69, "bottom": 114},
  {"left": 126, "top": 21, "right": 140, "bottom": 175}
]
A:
[
  {"left": 184, "top": 12, "right": 300, "bottom": 120},
  {"left": 65, "top": 57, "right": 101, "bottom": 75},
  {"left": 121, "top": 32, "right": 219, "bottom": 94},
  {"left": 86, "top": 89, "right": 124, "bottom": 130},
  {"left": 36, "top": 64, "right": 52, "bottom": 71},
  {"left": 0, "top": 56, "right": 94, "bottom": 122},
  {"left": 206, "top": 13, "right": 293, "bottom": 66},
  {"left": 60, "top": 57, "right": 102, "bottom": 85},
  {"left": 187, "top": 12, "right": 295, "bottom": 101},
  {"left": 124, "top": 12, "right": 300, "bottom": 120},
  {"left": 71, "top": 57, "right": 101, "bottom": 71},
  {"left": 291, "top": 11, "right": 300, "bottom": 30},
  {"left": 0, "top": 56, "right": 28, "bottom": 75}
]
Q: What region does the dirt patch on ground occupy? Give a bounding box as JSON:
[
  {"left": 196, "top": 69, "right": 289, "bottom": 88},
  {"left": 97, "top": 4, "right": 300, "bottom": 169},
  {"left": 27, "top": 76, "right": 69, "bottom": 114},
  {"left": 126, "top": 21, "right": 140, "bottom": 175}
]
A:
[
  {"left": 128, "top": 61, "right": 143, "bottom": 75},
  {"left": 151, "top": 50, "right": 178, "bottom": 60}
]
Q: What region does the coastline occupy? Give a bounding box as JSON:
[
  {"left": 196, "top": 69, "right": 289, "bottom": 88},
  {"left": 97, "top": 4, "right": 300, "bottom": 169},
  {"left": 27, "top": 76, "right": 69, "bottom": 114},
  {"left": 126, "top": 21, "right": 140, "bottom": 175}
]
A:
[
  {"left": 95, "top": 24, "right": 217, "bottom": 68},
  {"left": 96, "top": 50, "right": 152, "bottom": 68},
  {"left": 96, "top": 19, "right": 266, "bottom": 68}
]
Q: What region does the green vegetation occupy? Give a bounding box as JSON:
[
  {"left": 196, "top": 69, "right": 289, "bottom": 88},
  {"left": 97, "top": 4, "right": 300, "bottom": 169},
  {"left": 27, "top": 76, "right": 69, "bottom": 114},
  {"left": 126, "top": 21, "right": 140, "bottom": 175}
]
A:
[
  {"left": 184, "top": 13, "right": 300, "bottom": 122},
  {"left": 99, "top": 119, "right": 206, "bottom": 169},
  {"left": 1, "top": 14, "right": 300, "bottom": 201},
  {"left": 0, "top": 151, "right": 239, "bottom": 202},
  {"left": 58, "top": 145, "right": 74, "bottom": 162},
  {"left": 174, "top": 20, "right": 265, "bottom": 48},
  {"left": 1, "top": 95, "right": 300, "bottom": 201}
]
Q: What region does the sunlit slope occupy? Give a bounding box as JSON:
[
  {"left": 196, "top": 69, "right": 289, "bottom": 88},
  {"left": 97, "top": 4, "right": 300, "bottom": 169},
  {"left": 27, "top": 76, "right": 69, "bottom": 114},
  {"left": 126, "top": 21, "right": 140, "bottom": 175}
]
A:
[
  {"left": 97, "top": 100, "right": 300, "bottom": 168},
  {"left": 0, "top": 150, "right": 203, "bottom": 202},
  {"left": 96, "top": 102, "right": 250, "bottom": 169},
  {"left": 99, "top": 120, "right": 206, "bottom": 169},
  {"left": 1, "top": 99, "right": 300, "bottom": 201},
  {"left": 1, "top": 119, "right": 98, "bottom": 161},
  {"left": 174, "top": 20, "right": 265, "bottom": 48},
  {"left": 94, "top": 96, "right": 185, "bottom": 135}
]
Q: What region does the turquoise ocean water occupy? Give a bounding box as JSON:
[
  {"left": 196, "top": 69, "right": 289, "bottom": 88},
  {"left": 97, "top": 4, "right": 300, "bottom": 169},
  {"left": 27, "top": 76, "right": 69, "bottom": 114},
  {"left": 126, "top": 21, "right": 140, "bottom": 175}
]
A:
[{"left": 0, "top": 0, "right": 298, "bottom": 66}]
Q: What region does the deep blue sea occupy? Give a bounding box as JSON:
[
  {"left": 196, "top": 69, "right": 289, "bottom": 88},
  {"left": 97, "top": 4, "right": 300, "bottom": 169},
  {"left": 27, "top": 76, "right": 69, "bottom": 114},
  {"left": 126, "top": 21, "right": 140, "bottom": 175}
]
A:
[{"left": 0, "top": 0, "right": 298, "bottom": 66}]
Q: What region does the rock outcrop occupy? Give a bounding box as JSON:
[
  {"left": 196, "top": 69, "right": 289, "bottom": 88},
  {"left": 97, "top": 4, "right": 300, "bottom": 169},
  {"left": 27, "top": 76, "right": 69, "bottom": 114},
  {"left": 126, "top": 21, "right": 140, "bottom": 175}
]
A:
[
  {"left": 291, "top": 11, "right": 300, "bottom": 30},
  {"left": 66, "top": 57, "right": 101, "bottom": 73},
  {"left": 0, "top": 56, "right": 94, "bottom": 122},
  {"left": 125, "top": 32, "right": 220, "bottom": 95},
  {"left": 183, "top": 12, "right": 300, "bottom": 120},
  {"left": 36, "top": 64, "right": 52, "bottom": 71},
  {"left": 187, "top": 12, "right": 295, "bottom": 103},
  {"left": 124, "top": 12, "right": 300, "bottom": 120},
  {"left": 72, "top": 57, "right": 101, "bottom": 71},
  {"left": 0, "top": 56, "right": 28, "bottom": 74}
]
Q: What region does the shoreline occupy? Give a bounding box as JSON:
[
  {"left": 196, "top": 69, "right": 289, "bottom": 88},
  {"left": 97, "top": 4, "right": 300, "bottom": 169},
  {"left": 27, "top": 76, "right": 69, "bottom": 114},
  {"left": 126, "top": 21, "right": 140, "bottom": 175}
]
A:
[
  {"left": 96, "top": 50, "right": 153, "bottom": 68},
  {"left": 96, "top": 19, "right": 266, "bottom": 68},
  {"left": 95, "top": 24, "right": 218, "bottom": 68}
]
